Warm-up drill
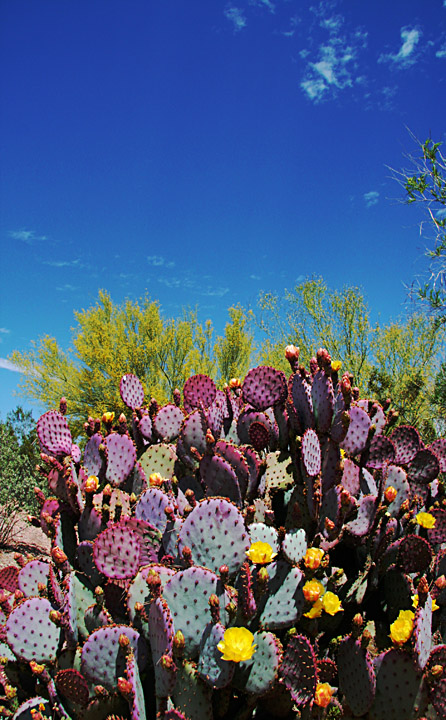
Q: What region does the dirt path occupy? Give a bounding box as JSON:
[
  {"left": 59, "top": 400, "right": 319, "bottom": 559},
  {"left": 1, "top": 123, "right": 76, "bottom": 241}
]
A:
[{"left": 0, "top": 512, "right": 51, "bottom": 571}]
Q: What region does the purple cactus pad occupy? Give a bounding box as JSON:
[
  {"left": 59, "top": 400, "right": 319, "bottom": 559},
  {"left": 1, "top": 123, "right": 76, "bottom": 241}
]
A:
[
  {"left": 120, "top": 373, "right": 145, "bottom": 409},
  {"left": 37, "top": 410, "right": 72, "bottom": 457}
]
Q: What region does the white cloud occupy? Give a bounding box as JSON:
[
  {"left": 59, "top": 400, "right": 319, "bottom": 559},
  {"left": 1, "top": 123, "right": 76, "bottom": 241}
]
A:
[
  {"left": 436, "top": 41, "right": 446, "bottom": 58},
  {"left": 250, "top": 0, "right": 275, "bottom": 13},
  {"left": 56, "top": 284, "right": 78, "bottom": 291},
  {"left": 299, "top": 19, "right": 368, "bottom": 103},
  {"left": 378, "top": 26, "right": 422, "bottom": 68},
  {"left": 364, "top": 191, "right": 380, "bottom": 207},
  {"left": 224, "top": 6, "right": 247, "bottom": 32},
  {"left": 250, "top": 274, "right": 261, "bottom": 280},
  {"left": 43, "top": 258, "right": 82, "bottom": 268},
  {"left": 147, "top": 255, "right": 175, "bottom": 268},
  {"left": 157, "top": 276, "right": 229, "bottom": 297},
  {"left": 0, "top": 358, "right": 23, "bottom": 373},
  {"left": 9, "top": 229, "right": 47, "bottom": 244},
  {"left": 0, "top": 328, "right": 10, "bottom": 335}
]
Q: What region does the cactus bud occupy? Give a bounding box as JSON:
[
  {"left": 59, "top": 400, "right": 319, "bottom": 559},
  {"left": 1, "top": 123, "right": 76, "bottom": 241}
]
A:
[
  {"left": 59, "top": 397, "right": 67, "bottom": 415},
  {"left": 206, "top": 428, "right": 215, "bottom": 445},
  {"left": 285, "top": 345, "right": 300, "bottom": 370},
  {"left": 173, "top": 630, "right": 185, "bottom": 657},
  {"left": 102, "top": 411, "right": 115, "bottom": 425},
  {"left": 435, "top": 575, "right": 446, "bottom": 591},
  {"left": 117, "top": 677, "right": 133, "bottom": 698},
  {"left": 384, "top": 486, "right": 398, "bottom": 503},
  {"left": 417, "top": 576, "right": 429, "bottom": 608},
  {"left": 173, "top": 388, "right": 181, "bottom": 406},
  {"left": 51, "top": 546, "right": 68, "bottom": 566},
  {"left": 316, "top": 348, "right": 331, "bottom": 370},
  {"left": 160, "top": 654, "right": 176, "bottom": 671},
  {"left": 352, "top": 613, "right": 363, "bottom": 639},
  {"left": 219, "top": 564, "right": 229, "bottom": 585},
  {"left": 185, "top": 488, "right": 196, "bottom": 507},
  {"left": 430, "top": 664, "right": 443, "bottom": 679},
  {"left": 229, "top": 378, "right": 242, "bottom": 389},
  {"left": 49, "top": 610, "right": 62, "bottom": 625},
  {"left": 94, "top": 685, "right": 108, "bottom": 698},
  {"left": 209, "top": 593, "right": 220, "bottom": 623},
  {"left": 257, "top": 566, "right": 269, "bottom": 595},
  {"left": 182, "top": 546, "right": 193, "bottom": 567},
  {"left": 309, "top": 357, "right": 318, "bottom": 375}
]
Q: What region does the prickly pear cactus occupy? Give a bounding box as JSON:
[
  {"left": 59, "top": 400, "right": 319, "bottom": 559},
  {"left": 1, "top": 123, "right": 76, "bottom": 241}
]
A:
[{"left": 2, "top": 354, "right": 444, "bottom": 720}]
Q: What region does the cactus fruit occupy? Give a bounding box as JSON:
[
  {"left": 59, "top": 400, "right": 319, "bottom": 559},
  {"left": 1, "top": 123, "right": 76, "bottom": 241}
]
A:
[{"left": 2, "top": 356, "right": 444, "bottom": 719}]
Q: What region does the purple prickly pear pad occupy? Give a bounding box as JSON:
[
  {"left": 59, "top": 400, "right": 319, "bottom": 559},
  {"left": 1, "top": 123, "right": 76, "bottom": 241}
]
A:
[
  {"left": 37, "top": 410, "right": 72, "bottom": 456},
  {"left": 120, "top": 373, "right": 145, "bottom": 409}
]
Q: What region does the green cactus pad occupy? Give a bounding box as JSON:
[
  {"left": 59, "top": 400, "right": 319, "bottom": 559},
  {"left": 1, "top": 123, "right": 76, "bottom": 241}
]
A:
[
  {"left": 148, "top": 596, "right": 176, "bottom": 697},
  {"left": 178, "top": 497, "right": 250, "bottom": 575},
  {"left": 255, "top": 560, "right": 304, "bottom": 630},
  {"left": 12, "top": 697, "right": 52, "bottom": 720},
  {"left": 248, "top": 522, "right": 279, "bottom": 553},
  {"left": 139, "top": 443, "right": 177, "bottom": 480},
  {"left": 126, "top": 564, "right": 176, "bottom": 624},
  {"left": 282, "top": 528, "right": 307, "bottom": 565},
  {"left": 5, "top": 596, "right": 61, "bottom": 662},
  {"left": 369, "top": 649, "right": 425, "bottom": 720},
  {"left": 234, "top": 630, "right": 282, "bottom": 695},
  {"left": 172, "top": 660, "right": 213, "bottom": 720},
  {"left": 126, "top": 650, "right": 147, "bottom": 720},
  {"left": 80, "top": 624, "right": 148, "bottom": 690},
  {"left": 258, "top": 451, "right": 294, "bottom": 502},
  {"left": 337, "top": 636, "right": 376, "bottom": 716},
  {"left": 162, "top": 566, "right": 227, "bottom": 658},
  {"left": 197, "top": 621, "right": 235, "bottom": 689}
]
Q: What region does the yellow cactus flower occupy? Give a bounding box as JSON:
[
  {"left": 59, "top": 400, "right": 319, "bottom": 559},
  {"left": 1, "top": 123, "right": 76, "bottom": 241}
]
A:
[
  {"left": 331, "top": 360, "right": 342, "bottom": 372},
  {"left": 102, "top": 411, "right": 115, "bottom": 423},
  {"left": 412, "top": 594, "right": 439, "bottom": 612},
  {"left": 217, "top": 627, "right": 257, "bottom": 662},
  {"left": 389, "top": 610, "right": 415, "bottom": 645},
  {"left": 314, "top": 682, "right": 333, "bottom": 708},
  {"left": 416, "top": 512, "right": 436, "bottom": 529},
  {"left": 246, "top": 541, "right": 277, "bottom": 564},
  {"left": 304, "top": 598, "right": 323, "bottom": 618},
  {"left": 322, "top": 591, "right": 343, "bottom": 616},
  {"left": 302, "top": 579, "right": 325, "bottom": 603},
  {"left": 229, "top": 378, "right": 242, "bottom": 389},
  {"left": 384, "top": 486, "right": 398, "bottom": 503},
  {"left": 304, "top": 547, "right": 324, "bottom": 570}
]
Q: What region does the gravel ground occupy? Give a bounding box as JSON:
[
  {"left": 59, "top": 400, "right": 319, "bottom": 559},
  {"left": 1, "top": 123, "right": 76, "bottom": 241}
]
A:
[{"left": 0, "top": 511, "right": 50, "bottom": 571}]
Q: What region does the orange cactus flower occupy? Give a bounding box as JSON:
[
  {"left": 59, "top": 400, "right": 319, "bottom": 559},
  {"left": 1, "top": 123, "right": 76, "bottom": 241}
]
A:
[
  {"left": 314, "top": 682, "right": 333, "bottom": 708},
  {"left": 304, "top": 547, "right": 324, "bottom": 570},
  {"left": 302, "top": 579, "right": 325, "bottom": 603}
]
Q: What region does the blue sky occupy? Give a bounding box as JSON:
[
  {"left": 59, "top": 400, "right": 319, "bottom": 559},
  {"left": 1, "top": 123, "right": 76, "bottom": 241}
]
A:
[{"left": 1, "top": 0, "right": 445, "bottom": 419}]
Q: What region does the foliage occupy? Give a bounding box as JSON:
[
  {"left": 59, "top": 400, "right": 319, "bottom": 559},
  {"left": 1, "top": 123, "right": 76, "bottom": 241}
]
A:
[
  {"left": 255, "top": 277, "right": 444, "bottom": 435},
  {"left": 11, "top": 291, "right": 254, "bottom": 439},
  {"left": 392, "top": 133, "right": 446, "bottom": 324},
  {"left": 0, "top": 407, "right": 43, "bottom": 545},
  {"left": 256, "top": 278, "right": 376, "bottom": 389}
]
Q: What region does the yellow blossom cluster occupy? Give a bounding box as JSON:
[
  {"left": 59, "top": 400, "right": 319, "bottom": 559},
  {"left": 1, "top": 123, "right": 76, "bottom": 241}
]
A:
[
  {"left": 304, "top": 590, "right": 343, "bottom": 619},
  {"left": 389, "top": 610, "right": 415, "bottom": 645},
  {"left": 416, "top": 512, "right": 436, "bottom": 529},
  {"left": 304, "top": 547, "right": 324, "bottom": 570}
]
